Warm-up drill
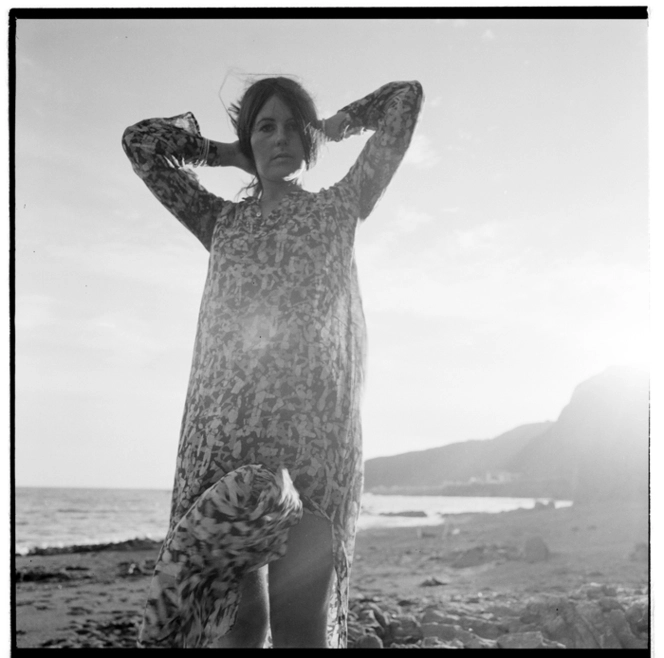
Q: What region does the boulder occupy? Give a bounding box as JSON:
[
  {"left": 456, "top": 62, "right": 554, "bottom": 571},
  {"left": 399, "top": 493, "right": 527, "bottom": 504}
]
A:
[
  {"left": 366, "top": 603, "right": 390, "bottom": 630},
  {"left": 459, "top": 616, "right": 508, "bottom": 639},
  {"left": 451, "top": 545, "right": 489, "bottom": 568},
  {"left": 598, "top": 597, "right": 623, "bottom": 612},
  {"left": 519, "top": 593, "right": 648, "bottom": 649},
  {"left": 421, "top": 623, "right": 458, "bottom": 642},
  {"left": 421, "top": 622, "right": 488, "bottom": 648},
  {"left": 388, "top": 614, "right": 422, "bottom": 642},
  {"left": 419, "top": 577, "right": 447, "bottom": 587},
  {"left": 497, "top": 631, "right": 565, "bottom": 649},
  {"left": 421, "top": 636, "right": 453, "bottom": 648},
  {"left": 607, "top": 609, "right": 648, "bottom": 649},
  {"left": 420, "top": 608, "right": 453, "bottom": 625},
  {"left": 625, "top": 600, "right": 649, "bottom": 637},
  {"left": 355, "top": 633, "right": 383, "bottom": 648}
]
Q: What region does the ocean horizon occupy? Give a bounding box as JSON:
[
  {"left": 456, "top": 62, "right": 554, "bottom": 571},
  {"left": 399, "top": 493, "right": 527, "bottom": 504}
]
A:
[{"left": 14, "top": 486, "right": 572, "bottom": 555}]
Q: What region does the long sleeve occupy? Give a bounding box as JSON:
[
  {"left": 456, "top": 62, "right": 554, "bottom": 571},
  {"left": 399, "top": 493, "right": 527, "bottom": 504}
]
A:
[
  {"left": 122, "top": 113, "right": 229, "bottom": 251},
  {"left": 335, "top": 81, "right": 423, "bottom": 221}
]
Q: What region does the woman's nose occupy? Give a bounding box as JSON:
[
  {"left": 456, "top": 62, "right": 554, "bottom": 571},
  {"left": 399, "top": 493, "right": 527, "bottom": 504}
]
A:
[{"left": 275, "top": 125, "right": 288, "bottom": 144}]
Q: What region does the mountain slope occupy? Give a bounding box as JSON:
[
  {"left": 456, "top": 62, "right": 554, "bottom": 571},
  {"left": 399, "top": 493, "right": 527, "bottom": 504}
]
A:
[
  {"left": 507, "top": 365, "right": 649, "bottom": 503},
  {"left": 364, "top": 366, "right": 649, "bottom": 502},
  {"left": 363, "top": 422, "right": 553, "bottom": 490}
]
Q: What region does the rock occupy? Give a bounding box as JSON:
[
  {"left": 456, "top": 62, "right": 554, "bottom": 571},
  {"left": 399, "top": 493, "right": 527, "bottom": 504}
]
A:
[
  {"left": 584, "top": 583, "right": 606, "bottom": 599},
  {"left": 464, "top": 635, "right": 498, "bottom": 649},
  {"left": 421, "top": 623, "right": 458, "bottom": 642},
  {"left": 454, "top": 628, "right": 486, "bottom": 647},
  {"left": 117, "top": 561, "right": 145, "bottom": 577},
  {"left": 574, "top": 600, "right": 621, "bottom": 648},
  {"left": 355, "top": 633, "right": 383, "bottom": 648},
  {"left": 397, "top": 598, "right": 417, "bottom": 607},
  {"left": 598, "top": 597, "right": 623, "bottom": 612},
  {"left": 16, "top": 567, "right": 75, "bottom": 583},
  {"left": 388, "top": 614, "right": 422, "bottom": 642},
  {"left": 607, "top": 609, "right": 648, "bottom": 649},
  {"left": 518, "top": 593, "right": 650, "bottom": 649},
  {"left": 459, "top": 616, "right": 507, "bottom": 639},
  {"left": 497, "top": 631, "right": 559, "bottom": 649},
  {"left": 347, "top": 619, "right": 366, "bottom": 645},
  {"left": 451, "top": 545, "right": 489, "bottom": 568},
  {"left": 522, "top": 536, "right": 550, "bottom": 563},
  {"left": 366, "top": 603, "right": 390, "bottom": 629},
  {"left": 486, "top": 603, "right": 521, "bottom": 618},
  {"left": 420, "top": 609, "right": 456, "bottom": 625},
  {"left": 358, "top": 608, "right": 380, "bottom": 628},
  {"left": 379, "top": 510, "right": 427, "bottom": 517},
  {"left": 419, "top": 577, "right": 446, "bottom": 587},
  {"left": 625, "top": 600, "right": 649, "bottom": 636}
]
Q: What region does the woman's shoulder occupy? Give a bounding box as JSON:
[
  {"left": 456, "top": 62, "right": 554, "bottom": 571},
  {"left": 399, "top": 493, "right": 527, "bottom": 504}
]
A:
[
  {"left": 315, "top": 179, "right": 359, "bottom": 212},
  {"left": 313, "top": 178, "right": 349, "bottom": 200}
]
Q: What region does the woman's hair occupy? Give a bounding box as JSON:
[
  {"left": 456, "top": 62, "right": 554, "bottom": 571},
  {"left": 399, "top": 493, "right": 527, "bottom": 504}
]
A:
[{"left": 227, "top": 76, "right": 322, "bottom": 196}]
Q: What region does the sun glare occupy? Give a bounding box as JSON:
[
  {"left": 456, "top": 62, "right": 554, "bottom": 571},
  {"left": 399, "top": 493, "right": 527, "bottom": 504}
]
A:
[{"left": 594, "top": 325, "right": 651, "bottom": 372}]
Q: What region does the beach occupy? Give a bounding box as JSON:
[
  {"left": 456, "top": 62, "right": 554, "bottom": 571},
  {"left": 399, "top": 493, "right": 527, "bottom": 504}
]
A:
[{"left": 14, "top": 499, "right": 649, "bottom": 649}]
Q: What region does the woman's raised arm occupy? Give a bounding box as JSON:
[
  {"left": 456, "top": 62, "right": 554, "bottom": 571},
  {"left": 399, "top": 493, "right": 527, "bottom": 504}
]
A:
[
  {"left": 122, "top": 113, "right": 250, "bottom": 250},
  {"left": 326, "top": 81, "right": 423, "bottom": 221}
]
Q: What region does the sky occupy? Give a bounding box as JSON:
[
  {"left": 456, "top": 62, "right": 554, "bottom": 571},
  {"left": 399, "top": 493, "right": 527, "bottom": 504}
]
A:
[{"left": 13, "top": 14, "right": 652, "bottom": 490}]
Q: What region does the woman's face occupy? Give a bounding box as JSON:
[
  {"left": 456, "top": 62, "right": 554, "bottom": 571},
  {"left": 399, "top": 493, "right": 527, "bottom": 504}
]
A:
[{"left": 250, "top": 95, "right": 306, "bottom": 187}]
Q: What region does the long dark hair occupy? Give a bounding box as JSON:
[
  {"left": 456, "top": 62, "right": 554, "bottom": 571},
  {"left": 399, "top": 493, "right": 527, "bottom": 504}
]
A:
[{"left": 227, "top": 76, "right": 323, "bottom": 197}]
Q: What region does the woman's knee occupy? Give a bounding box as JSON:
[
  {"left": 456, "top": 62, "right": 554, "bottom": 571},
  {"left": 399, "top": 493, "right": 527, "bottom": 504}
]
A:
[
  {"left": 268, "top": 511, "right": 334, "bottom": 647},
  {"left": 216, "top": 567, "right": 269, "bottom": 648}
]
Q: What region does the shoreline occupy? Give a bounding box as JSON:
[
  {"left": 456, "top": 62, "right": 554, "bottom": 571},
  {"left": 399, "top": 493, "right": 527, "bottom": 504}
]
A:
[
  {"left": 15, "top": 500, "right": 568, "bottom": 557},
  {"left": 14, "top": 500, "right": 649, "bottom": 648}
]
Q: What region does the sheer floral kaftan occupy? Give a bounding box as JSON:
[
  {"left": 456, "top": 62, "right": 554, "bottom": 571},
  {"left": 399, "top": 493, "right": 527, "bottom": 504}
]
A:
[{"left": 122, "top": 80, "right": 423, "bottom": 648}]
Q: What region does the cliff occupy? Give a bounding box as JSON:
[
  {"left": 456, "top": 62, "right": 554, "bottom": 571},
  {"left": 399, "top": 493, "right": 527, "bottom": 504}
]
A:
[{"left": 364, "top": 366, "right": 649, "bottom": 503}]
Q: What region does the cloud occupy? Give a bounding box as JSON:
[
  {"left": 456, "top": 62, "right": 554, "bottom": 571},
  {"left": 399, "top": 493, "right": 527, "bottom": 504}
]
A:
[
  {"left": 482, "top": 29, "right": 496, "bottom": 41},
  {"left": 403, "top": 134, "right": 441, "bottom": 170}
]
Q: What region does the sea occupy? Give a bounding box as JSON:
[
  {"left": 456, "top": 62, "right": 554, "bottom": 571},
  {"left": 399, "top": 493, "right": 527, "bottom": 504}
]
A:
[{"left": 14, "top": 487, "right": 572, "bottom": 556}]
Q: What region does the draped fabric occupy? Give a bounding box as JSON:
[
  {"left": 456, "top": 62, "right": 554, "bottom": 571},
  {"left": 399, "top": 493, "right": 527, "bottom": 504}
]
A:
[{"left": 122, "top": 80, "right": 423, "bottom": 648}]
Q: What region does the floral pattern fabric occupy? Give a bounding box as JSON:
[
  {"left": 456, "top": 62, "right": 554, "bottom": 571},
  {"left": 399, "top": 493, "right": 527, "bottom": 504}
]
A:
[{"left": 122, "top": 80, "right": 423, "bottom": 648}]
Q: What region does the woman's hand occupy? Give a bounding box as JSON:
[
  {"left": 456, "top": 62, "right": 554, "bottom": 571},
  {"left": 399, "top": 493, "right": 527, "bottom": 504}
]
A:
[
  {"left": 231, "top": 141, "right": 256, "bottom": 175},
  {"left": 320, "top": 112, "right": 360, "bottom": 142}
]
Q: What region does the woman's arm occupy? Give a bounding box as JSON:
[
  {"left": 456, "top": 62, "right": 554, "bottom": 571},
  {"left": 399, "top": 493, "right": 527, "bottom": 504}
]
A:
[
  {"left": 122, "top": 112, "right": 250, "bottom": 250},
  {"left": 324, "top": 81, "right": 424, "bottom": 221}
]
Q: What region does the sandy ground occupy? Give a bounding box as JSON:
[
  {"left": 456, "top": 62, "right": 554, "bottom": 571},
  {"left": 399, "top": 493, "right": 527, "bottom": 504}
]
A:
[{"left": 13, "top": 499, "right": 649, "bottom": 648}]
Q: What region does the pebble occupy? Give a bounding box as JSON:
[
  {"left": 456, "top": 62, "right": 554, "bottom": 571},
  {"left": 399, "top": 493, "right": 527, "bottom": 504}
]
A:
[
  {"left": 22, "top": 564, "right": 648, "bottom": 649},
  {"left": 346, "top": 582, "right": 649, "bottom": 649}
]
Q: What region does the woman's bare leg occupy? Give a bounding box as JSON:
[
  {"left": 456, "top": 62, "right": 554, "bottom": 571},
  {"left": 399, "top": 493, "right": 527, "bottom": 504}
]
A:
[
  {"left": 268, "top": 511, "right": 335, "bottom": 648},
  {"left": 214, "top": 566, "right": 269, "bottom": 648}
]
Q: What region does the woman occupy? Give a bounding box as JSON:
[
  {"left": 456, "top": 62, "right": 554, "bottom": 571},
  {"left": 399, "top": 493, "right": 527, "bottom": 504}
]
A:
[{"left": 123, "top": 75, "right": 423, "bottom": 648}]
